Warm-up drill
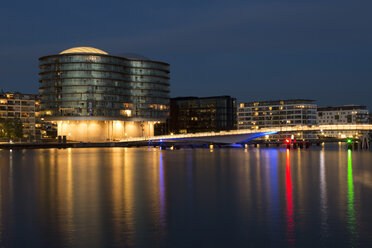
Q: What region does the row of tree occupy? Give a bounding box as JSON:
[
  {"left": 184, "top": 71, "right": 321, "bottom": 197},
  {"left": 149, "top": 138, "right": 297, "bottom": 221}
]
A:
[{"left": 0, "top": 118, "right": 23, "bottom": 139}]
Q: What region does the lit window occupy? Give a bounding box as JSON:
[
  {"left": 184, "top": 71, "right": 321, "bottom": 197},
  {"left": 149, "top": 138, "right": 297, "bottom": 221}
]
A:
[{"left": 123, "top": 110, "right": 132, "bottom": 117}]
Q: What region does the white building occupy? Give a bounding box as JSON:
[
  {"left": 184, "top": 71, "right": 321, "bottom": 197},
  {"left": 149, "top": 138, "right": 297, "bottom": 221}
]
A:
[
  {"left": 317, "top": 105, "right": 369, "bottom": 138},
  {"left": 238, "top": 99, "right": 317, "bottom": 140}
]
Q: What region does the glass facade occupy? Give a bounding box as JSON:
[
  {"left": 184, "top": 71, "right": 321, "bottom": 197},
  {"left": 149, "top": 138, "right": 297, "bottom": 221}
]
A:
[
  {"left": 168, "top": 96, "right": 237, "bottom": 134},
  {"left": 39, "top": 51, "right": 170, "bottom": 120}
]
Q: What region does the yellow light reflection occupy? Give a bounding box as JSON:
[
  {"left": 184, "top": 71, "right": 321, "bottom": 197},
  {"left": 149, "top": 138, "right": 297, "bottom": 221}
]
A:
[
  {"left": 319, "top": 150, "right": 328, "bottom": 236},
  {"left": 123, "top": 149, "right": 135, "bottom": 246}
]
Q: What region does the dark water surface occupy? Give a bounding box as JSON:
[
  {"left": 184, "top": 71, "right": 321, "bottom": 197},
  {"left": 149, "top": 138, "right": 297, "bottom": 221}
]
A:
[{"left": 0, "top": 146, "right": 372, "bottom": 247}]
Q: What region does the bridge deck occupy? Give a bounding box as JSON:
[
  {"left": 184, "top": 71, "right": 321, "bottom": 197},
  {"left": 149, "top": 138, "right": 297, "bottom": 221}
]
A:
[{"left": 120, "top": 124, "right": 372, "bottom": 143}]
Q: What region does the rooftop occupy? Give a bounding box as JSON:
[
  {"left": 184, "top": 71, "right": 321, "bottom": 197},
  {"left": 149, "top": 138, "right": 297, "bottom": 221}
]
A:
[
  {"left": 59, "top": 47, "right": 108, "bottom": 55},
  {"left": 240, "top": 99, "right": 315, "bottom": 107}
]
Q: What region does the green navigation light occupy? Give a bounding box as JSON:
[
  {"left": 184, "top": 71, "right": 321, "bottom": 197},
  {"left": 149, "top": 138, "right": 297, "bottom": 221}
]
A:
[{"left": 347, "top": 138, "right": 353, "bottom": 144}]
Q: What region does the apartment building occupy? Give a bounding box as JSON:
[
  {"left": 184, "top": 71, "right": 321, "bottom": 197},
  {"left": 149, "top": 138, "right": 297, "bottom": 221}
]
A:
[
  {"left": 317, "top": 105, "right": 369, "bottom": 138},
  {"left": 0, "top": 92, "right": 41, "bottom": 140},
  {"left": 238, "top": 99, "right": 317, "bottom": 139}
]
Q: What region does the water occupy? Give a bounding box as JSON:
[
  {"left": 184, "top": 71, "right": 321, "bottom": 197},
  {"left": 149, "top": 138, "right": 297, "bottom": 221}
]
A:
[{"left": 0, "top": 146, "right": 372, "bottom": 247}]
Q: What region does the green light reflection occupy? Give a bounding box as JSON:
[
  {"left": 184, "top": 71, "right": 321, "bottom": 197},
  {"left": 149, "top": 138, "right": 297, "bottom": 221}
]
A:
[{"left": 347, "top": 149, "right": 357, "bottom": 244}]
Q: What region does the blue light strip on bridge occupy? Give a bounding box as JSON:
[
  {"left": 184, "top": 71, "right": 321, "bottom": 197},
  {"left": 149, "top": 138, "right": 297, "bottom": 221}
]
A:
[{"left": 148, "top": 131, "right": 279, "bottom": 143}]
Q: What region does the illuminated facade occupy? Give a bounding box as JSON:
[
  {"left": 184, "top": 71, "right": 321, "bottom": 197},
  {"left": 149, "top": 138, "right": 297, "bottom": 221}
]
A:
[
  {"left": 238, "top": 99, "right": 317, "bottom": 139},
  {"left": 317, "top": 105, "right": 369, "bottom": 138},
  {"left": 0, "top": 92, "right": 41, "bottom": 140},
  {"left": 39, "top": 47, "right": 170, "bottom": 141}
]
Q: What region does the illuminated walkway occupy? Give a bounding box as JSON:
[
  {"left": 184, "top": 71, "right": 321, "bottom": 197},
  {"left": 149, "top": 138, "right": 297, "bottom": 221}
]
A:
[{"left": 120, "top": 124, "right": 372, "bottom": 143}]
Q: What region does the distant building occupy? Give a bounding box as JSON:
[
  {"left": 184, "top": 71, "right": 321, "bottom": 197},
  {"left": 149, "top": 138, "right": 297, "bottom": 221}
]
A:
[
  {"left": 238, "top": 99, "right": 317, "bottom": 139},
  {"left": 317, "top": 105, "right": 369, "bottom": 138},
  {"left": 317, "top": 105, "right": 369, "bottom": 124},
  {"left": 38, "top": 46, "right": 170, "bottom": 142},
  {"left": 168, "top": 96, "right": 237, "bottom": 134},
  {"left": 0, "top": 92, "right": 41, "bottom": 140}
]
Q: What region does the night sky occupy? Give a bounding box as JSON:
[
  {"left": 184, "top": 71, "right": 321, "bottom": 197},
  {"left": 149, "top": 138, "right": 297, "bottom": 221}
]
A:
[{"left": 1, "top": 0, "right": 371, "bottom": 108}]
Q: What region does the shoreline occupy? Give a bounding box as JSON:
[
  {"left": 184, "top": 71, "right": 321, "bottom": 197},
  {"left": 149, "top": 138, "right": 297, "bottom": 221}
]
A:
[{"left": 0, "top": 140, "right": 361, "bottom": 150}]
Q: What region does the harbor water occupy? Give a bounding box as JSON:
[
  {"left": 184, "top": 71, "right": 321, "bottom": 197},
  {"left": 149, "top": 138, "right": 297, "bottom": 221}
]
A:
[{"left": 0, "top": 145, "right": 371, "bottom": 247}]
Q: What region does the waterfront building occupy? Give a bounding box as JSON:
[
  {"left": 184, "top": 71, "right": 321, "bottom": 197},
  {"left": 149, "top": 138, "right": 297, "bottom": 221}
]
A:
[
  {"left": 168, "top": 96, "right": 236, "bottom": 134},
  {"left": 38, "top": 47, "right": 170, "bottom": 142},
  {"left": 317, "top": 105, "right": 369, "bottom": 138},
  {"left": 0, "top": 92, "right": 41, "bottom": 140},
  {"left": 238, "top": 99, "right": 317, "bottom": 139}
]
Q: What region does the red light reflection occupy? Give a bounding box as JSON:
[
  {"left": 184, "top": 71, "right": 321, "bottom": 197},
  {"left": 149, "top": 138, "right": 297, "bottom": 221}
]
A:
[{"left": 286, "top": 149, "right": 295, "bottom": 246}]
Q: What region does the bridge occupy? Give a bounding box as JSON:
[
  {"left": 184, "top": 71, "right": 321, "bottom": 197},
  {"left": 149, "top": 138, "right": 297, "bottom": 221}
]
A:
[{"left": 121, "top": 124, "right": 372, "bottom": 144}]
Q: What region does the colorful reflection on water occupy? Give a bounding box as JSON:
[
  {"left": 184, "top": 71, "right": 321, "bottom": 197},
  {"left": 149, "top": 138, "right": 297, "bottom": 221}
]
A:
[
  {"left": 0, "top": 146, "right": 371, "bottom": 247},
  {"left": 285, "top": 149, "right": 295, "bottom": 246},
  {"left": 347, "top": 149, "right": 357, "bottom": 245},
  {"left": 158, "top": 152, "right": 166, "bottom": 228}
]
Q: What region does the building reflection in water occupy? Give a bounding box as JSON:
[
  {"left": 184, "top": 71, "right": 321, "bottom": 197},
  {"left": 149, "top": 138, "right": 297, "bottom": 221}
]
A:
[
  {"left": 110, "top": 148, "right": 135, "bottom": 247},
  {"left": 295, "top": 149, "right": 304, "bottom": 212},
  {"left": 122, "top": 147, "right": 135, "bottom": 244},
  {"left": 347, "top": 149, "right": 357, "bottom": 245},
  {"left": 0, "top": 150, "right": 14, "bottom": 244},
  {"left": 255, "top": 148, "right": 262, "bottom": 213},
  {"left": 319, "top": 150, "right": 328, "bottom": 237},
  {"left": 2, "top": 146, "right": 371, "bottom": 247},
  {"left": 186, "top": 152, "right": 194, "bottom": 221},
  {"left": 66, "top": 148, "right": 74, "bottom": 243},
  {"left": 285, "top": 149, "right": 295, "bottom": 246}
]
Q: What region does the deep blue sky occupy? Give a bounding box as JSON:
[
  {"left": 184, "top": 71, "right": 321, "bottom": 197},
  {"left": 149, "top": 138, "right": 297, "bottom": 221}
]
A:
[{"left": 1, "top": 0, "right": 371, "bottom": 108}]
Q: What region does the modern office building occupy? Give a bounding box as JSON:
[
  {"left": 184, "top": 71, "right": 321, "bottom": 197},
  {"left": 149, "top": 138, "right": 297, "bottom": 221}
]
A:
[
  {"left": 238, "top": 99, "right": 317, "bottom": 139},
  {"left": 39, "top": 47, "right": 170, "bottom": 142},
  {"left": 0, "top": 92, "right": 41, "bottom": 140},
  {"left": 168, "top": 96, "right": 236, "bottom": 134},
  {"left": 317, "top": 105, "right": 369, "bottom": 138}
]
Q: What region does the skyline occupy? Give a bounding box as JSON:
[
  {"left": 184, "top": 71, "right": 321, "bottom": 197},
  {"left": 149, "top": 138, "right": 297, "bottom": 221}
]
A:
[{"left": 1, "top": 0, "right": 372, "bottom": 108}]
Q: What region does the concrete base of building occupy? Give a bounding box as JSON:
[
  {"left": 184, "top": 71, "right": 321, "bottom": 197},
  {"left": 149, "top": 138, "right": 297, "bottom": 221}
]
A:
[{"left": 56, "top": 120, "right": 157, "bottom": 142}]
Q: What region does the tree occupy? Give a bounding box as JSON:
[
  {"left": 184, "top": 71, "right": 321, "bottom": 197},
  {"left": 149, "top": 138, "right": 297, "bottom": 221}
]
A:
[{"left": 0, "top": 118, "right": 23, "bottom": 140}]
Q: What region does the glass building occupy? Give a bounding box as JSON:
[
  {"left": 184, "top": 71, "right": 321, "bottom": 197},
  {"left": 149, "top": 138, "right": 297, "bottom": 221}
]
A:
[
  {"left": 168, "top": 96, "right": 237, "bottom": 134},
  {"left": 39, "top": 47, "right": 170, "bottom": 141}
]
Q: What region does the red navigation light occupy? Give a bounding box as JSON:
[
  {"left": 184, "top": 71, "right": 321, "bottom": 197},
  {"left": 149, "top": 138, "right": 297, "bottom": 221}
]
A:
[{"left": 285, "top": 139, "right": 291, "bottom": 144}]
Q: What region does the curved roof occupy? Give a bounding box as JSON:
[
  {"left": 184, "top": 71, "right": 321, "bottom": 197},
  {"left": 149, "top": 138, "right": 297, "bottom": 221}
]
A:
[{"left": 59, "top": 47, "right": 108, "bottom": 55}]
